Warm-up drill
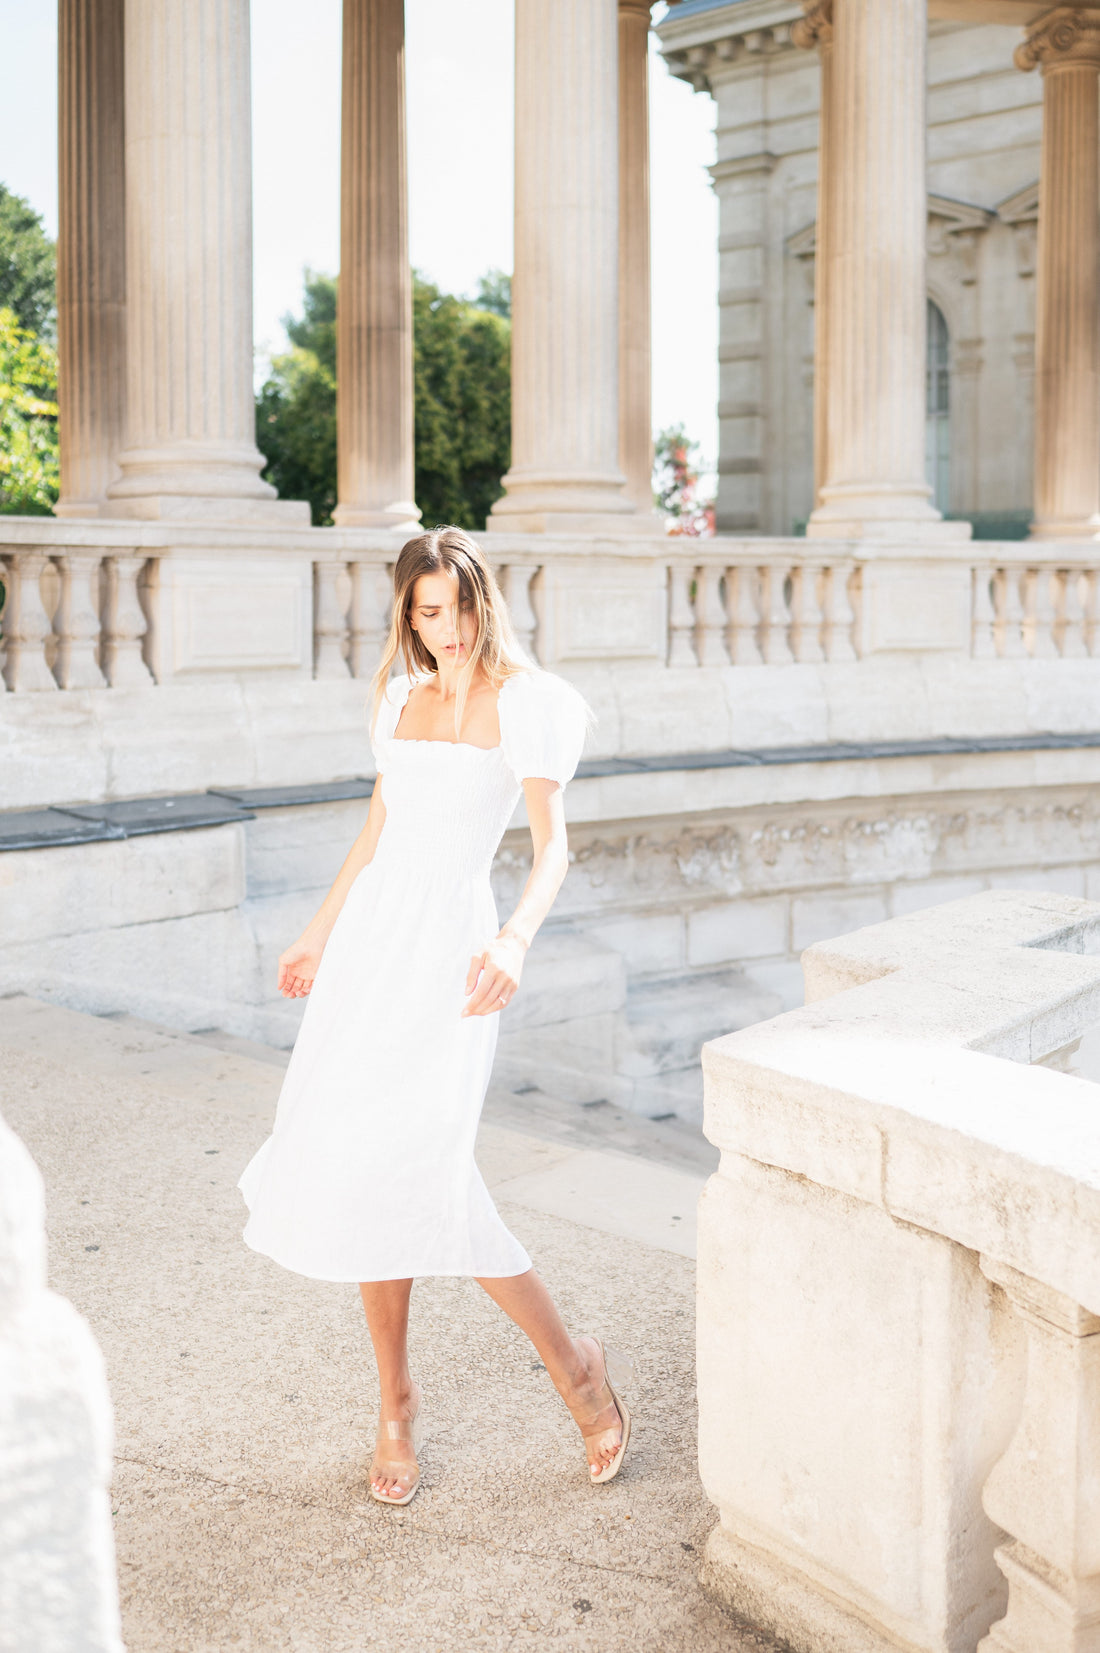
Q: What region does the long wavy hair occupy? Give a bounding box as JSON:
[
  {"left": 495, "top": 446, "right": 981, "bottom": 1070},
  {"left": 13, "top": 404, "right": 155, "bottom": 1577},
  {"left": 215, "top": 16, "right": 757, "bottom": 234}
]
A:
[{"left": 368, "top": 527, "right": 536, "bottom": 743}]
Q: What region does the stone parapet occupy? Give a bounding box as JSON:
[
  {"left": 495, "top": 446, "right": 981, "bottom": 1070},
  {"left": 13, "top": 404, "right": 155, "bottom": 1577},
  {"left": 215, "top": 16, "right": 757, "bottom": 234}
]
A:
[{"left": 699, "top": 888, "right": 1100, "bottom": 1649}]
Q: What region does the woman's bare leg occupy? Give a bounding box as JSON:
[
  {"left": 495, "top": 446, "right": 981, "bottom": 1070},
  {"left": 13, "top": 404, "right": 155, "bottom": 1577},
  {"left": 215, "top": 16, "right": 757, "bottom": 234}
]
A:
[
  {"left": 359, "top": 1279, "right": 418, "bottom": 1498},
  {"left": 476, "top": 1268, "right": 623, "bottom": 1476}
]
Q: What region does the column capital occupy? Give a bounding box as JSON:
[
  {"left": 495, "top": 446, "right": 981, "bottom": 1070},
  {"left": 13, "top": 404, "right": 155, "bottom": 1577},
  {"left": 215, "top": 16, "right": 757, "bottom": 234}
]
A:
[
  {"left": 792, "top": 0, "right": 833, "bottom": 51},
  {"left": 1016, "top": 6, "right": 1100, "bottom": 73},
  {"left": 618, "top": 0, "right": 654, "bottom": 16}
]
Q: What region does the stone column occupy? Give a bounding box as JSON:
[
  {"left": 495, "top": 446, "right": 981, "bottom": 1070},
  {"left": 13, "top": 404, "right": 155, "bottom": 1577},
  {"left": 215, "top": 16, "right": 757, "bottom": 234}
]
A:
[
  {"left": 55, "top": 0, "right": 126, "bottom": 518},
  {"left": 807, "top": 0, "right": 958, "bottom": 539},
  {"left": 619, "top": 0, "right": 655, "bottom": 515},
  {"left": 792, "top": 1, "right": 834, "bottom": 507},
  {"left": 489, "top": 0, "right": 639, "bottom": 534},
  {"left": 333, "top": 0, "right": 420, "bottom": 529},
  {"left": 107, "top": 0, "right": 298, "bottom": 520},
  {"left": 1016, "top": 9, "right": 1100, "bottom": 540}
]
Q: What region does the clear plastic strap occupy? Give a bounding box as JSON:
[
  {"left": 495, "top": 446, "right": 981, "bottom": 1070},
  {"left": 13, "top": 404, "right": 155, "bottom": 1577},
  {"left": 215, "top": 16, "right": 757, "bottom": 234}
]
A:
[
  {"left": 378, "top": 1413, "right": 422, "bottom": 1446},
  {"left": 603, "top": 1347, "right": 635, "bottom": 1389}
]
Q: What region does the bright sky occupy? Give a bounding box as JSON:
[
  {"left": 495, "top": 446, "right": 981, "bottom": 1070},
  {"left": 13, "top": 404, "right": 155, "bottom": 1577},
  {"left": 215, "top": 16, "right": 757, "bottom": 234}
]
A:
[{"left": 0, "top": 0, "right": 718, "bottom": 471}]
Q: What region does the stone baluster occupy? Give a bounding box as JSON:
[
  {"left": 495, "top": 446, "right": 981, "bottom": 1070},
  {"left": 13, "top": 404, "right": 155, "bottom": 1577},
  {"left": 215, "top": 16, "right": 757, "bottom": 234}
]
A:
[
  {"left": 695, "top": 563, "right": 731, "bottom": 666},
  {"left": 760, "top": 561, "right": 794, "bottom": 664},
  {"left": 668, "top": 563, "right": 698, "bottom": 665},
  {"left": 348, "top": 559, "right": 393, "bottom": 680},
  {"left": 972, "top": 564, "right": 997, "bottom": 659},
  {"left": 997, "top": 567, "right": 1028, "bottom": 659},
  {"left": 1029, "top": 567, "right": 1058, "bottom": 657},
  {"left": 1085, "top": 568, "right": 1100, "bottom": 657},
  {"left": 54, "top": 550, "right": 106, "bottom": 688},
  {"left": 101, "top": 555, "right": 153, "bottom": 686},
  {"left": 1016, "top": 12, "right": 1100, "bottom": 538},
  {"left": 823, "top": 561, "right": 858, "bottom": 661},
  {"left": 978, "top": 1256, "right": 1100, "bottom": 1653},
  {"left": 500, "top": 564, "right": 541, "bottom": 663},
  {"left": 790, "top": 563, "right": 825, "bottom": 663},
  {"left": 1058, "top": 566, "right": 1089, "bottom": 658},
  {"left": 1, "top": 552, "right": 59, "bottom": 692},
  {"left": 313, "top": 559, "right": 352, "bottom": 679},
  {"left": 727, "top": 563, "right": 763, "bottom": 665}
]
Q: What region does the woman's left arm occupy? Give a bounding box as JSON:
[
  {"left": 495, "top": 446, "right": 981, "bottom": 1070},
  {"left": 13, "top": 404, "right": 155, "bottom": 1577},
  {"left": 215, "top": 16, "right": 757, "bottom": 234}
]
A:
[{"left": 461, "top": 777, "right": 569, "bottom": 1018}]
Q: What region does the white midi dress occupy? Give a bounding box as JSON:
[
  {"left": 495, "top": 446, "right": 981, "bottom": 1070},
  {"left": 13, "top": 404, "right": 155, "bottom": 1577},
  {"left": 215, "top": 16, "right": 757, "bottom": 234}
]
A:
[{"left": 238, "top": 667, "right": 589, "bottom": 1284}]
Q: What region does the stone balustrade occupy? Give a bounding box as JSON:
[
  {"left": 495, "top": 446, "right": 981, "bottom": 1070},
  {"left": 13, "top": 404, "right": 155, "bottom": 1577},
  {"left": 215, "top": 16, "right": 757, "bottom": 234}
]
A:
[
  {"left": 697, "top": 888, "right": 1100, "bottom": 1653},
  {"left": 6, "top": 522, "right": 1100, "bottom": 695}
]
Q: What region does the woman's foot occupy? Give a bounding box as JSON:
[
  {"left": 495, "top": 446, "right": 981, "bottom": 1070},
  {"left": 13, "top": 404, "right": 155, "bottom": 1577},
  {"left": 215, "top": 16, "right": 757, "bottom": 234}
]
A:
[
  {"left": 370, "top": 1381, "right": 421, "bottom": 1505},
  {"left": 562, "top": 1336, "right": 625, "bottom": 1480}
]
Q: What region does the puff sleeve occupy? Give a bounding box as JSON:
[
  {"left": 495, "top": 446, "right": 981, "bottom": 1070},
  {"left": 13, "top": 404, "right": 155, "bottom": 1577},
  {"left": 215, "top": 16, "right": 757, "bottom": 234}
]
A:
[
  {"left": 369, "top": 674, "right": 414, "bottom": 770},
  {"left": 498, "top": 669, "right": 591, "bottom": 790}
]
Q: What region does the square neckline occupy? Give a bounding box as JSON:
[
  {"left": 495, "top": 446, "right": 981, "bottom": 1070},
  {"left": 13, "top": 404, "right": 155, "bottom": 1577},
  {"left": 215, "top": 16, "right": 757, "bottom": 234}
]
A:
[{"left": 389, "top": 673, "right": 510, "bottom": 753}]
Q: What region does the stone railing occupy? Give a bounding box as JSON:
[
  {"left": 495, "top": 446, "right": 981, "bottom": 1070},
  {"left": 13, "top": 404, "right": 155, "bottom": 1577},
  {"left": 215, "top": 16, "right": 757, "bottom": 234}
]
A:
[
  {"left": 697, "top": 888, "right": 1100, "bottom": 1653},
  {"left": 3, "top": 521, "right": 1100, "bottom": 694},
  {"left": 972, "top": 558, "right": 1100, "bottom": 659},
  {"left": 0, "top": 1106, "right": 123, "bottom": 1649}
]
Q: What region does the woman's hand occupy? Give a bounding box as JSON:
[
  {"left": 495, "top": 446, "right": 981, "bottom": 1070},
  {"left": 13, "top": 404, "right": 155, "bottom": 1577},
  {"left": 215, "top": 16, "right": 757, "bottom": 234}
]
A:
[
  {"left": 462, "top": 931, "right": 529, "bottom": 1018},
  {"left": 278, "top": 934, "right": 326, "bottom": 999}
]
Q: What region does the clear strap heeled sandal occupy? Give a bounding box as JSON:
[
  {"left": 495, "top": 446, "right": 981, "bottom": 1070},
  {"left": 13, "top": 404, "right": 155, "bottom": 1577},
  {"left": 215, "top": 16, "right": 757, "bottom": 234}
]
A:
[
  {"left": 369, "top": 1383, "right": 424, "bottom": 1507},
  {"left": 576, "top": 1337, "right": 635, "bottom": 1485}
]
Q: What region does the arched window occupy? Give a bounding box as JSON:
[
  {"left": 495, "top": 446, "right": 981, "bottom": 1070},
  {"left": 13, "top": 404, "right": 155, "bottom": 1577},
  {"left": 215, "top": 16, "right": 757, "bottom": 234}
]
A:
[{"left": 925, "top": 300, "right": 950, "bottom": 512}]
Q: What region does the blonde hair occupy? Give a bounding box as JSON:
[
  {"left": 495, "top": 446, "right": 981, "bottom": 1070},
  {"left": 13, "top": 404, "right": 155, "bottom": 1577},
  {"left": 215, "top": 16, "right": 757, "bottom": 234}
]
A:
[{"left": 368, "top": 526, "right": 536, "bottom": 743}]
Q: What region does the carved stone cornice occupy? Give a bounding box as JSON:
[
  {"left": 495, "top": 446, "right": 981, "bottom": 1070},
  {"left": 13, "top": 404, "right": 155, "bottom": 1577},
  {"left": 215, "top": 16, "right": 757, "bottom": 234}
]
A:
[
  {"left": 662, "top": 23, "right": 798, "bottom": 92},
  {"left": 791, "top": 0, "right": 833, "bottom": 50},
  {"left": 1015, "top": 6, "right": 1100, "bottom": 73}
]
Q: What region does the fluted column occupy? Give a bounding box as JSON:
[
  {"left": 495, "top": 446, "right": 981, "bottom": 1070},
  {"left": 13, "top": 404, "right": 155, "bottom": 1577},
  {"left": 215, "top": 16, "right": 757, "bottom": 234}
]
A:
[
  {"left": 807, "top": 0, "right": 954, "bottom": 539},
  {"left": 333, "top": 0, "right": 419, "bottom": 529},
  {"left": 619, "top": 0, "right": 655, "bottom": 515},
  {"left": 55, "top": 0, "right": 126, "bottom": 518},
  {"left": 1016, "top": 9, "right": 1100, "bottom": 540},
  {"left": 792, "top": 1, "right": 833, "bottom": 507},
  {"left": 107, "top": 0, "right": 295, "bottom": 520},
  {"left": 490, "top": 0, "right": 639, "bottom": 534}
]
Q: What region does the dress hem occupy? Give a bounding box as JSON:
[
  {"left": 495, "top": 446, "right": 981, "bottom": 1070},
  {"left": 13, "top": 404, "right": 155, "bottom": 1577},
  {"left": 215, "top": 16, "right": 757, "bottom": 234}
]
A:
[{"left": 242, "top": 1230, "right": 533, "bottom": 1286}]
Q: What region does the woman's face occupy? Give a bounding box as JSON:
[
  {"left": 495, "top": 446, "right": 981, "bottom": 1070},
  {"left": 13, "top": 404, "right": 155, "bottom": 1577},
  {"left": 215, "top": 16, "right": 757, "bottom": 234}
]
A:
[{"left": 408, "top": 570, "right": 479, "bottom": 666}]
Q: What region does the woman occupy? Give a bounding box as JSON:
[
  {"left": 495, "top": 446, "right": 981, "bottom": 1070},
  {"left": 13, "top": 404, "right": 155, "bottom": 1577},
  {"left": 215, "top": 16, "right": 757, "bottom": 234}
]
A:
[{"left": 238, "top": 526, "right": 633, "bottom": 1507}]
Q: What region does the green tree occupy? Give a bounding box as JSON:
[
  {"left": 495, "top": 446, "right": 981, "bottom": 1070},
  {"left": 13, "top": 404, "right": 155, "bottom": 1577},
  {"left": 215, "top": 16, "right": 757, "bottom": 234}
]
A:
[
  {"left": 0, "top": 305, "right": 59, "bottom": 515},
  {"left": 256, "top": 271, "right": 338, "bottom": 526},
  {"left": 255, "top": 268, "right": 511, "bottom": 531},
  {"left": 0, "top": 184, "right": 56, "bottom": 338}
]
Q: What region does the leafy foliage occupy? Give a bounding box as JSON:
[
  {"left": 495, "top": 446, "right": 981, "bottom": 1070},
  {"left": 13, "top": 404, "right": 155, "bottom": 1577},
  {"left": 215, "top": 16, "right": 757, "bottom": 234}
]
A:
[
  {"left": 653, "top": 423, "right": 714, "bottom": 537},
  {"left": 0, "top": 305, "right": 59, "bottom": 515},
  {"left": 255, "top": 268, "right": 512, "bottom": 530},
  {"left": 413, "top": 274, "right": 511, "bottom": 530},
  {"left": 256, "top": 272, "right": 338, "bottom": 526},
  {"left": 0, "top": 184, "right": 56, "bottom": 339}
]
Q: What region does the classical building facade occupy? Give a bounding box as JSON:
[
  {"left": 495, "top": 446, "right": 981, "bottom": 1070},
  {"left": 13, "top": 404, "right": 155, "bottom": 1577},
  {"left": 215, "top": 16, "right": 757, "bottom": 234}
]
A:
[
  {"left": 3, "top": 0, "right": 1100, "bottom": 1126},
  {"left": 656, "top": 0, "right": 1078, "bottom": 541}
]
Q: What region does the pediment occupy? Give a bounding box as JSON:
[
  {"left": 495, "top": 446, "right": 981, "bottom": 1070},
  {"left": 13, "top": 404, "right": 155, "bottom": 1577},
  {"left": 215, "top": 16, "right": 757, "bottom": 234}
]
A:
[{"left": 787, "top": 193, "right": 993, "bottom": 260}]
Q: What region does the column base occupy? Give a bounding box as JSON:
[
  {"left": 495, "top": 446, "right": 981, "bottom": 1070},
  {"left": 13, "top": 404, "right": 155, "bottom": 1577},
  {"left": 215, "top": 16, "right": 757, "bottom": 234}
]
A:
[
  {"left": 331, "top": 502, "right": 422, "bottom": 531},
  {"left": 1029, "top": 517, "right": 1100, "bottom": 541},
  {"left": 486, "top": 508, "right": 662, "bottom": 536},
  {"left": 103, "top": 495, "right": 311, "bottom": 525},
  {"left": 806, "top": 516, "right": 972, "bottom": 542},
  {"left": 53, "top": 500, "right": 111, "bottom": 521}
]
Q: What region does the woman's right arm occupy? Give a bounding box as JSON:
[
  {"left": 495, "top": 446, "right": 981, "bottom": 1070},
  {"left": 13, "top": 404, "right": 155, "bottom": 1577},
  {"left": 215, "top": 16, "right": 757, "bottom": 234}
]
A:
[{"left": 277, "top": 778, "right": 387, "bottom": 998}]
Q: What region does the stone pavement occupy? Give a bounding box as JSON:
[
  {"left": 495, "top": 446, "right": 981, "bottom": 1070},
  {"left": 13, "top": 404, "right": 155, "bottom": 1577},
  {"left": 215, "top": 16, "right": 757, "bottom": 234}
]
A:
[{"left": 0, "top": 997, "right": 762, "bottom": 1652}]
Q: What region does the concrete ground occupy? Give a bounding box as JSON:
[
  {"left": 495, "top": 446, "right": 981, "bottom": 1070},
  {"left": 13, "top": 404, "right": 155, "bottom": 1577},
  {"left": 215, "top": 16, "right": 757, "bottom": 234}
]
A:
[{"left": 0, "top": 997, "right": 762, "bottom": 1653}]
